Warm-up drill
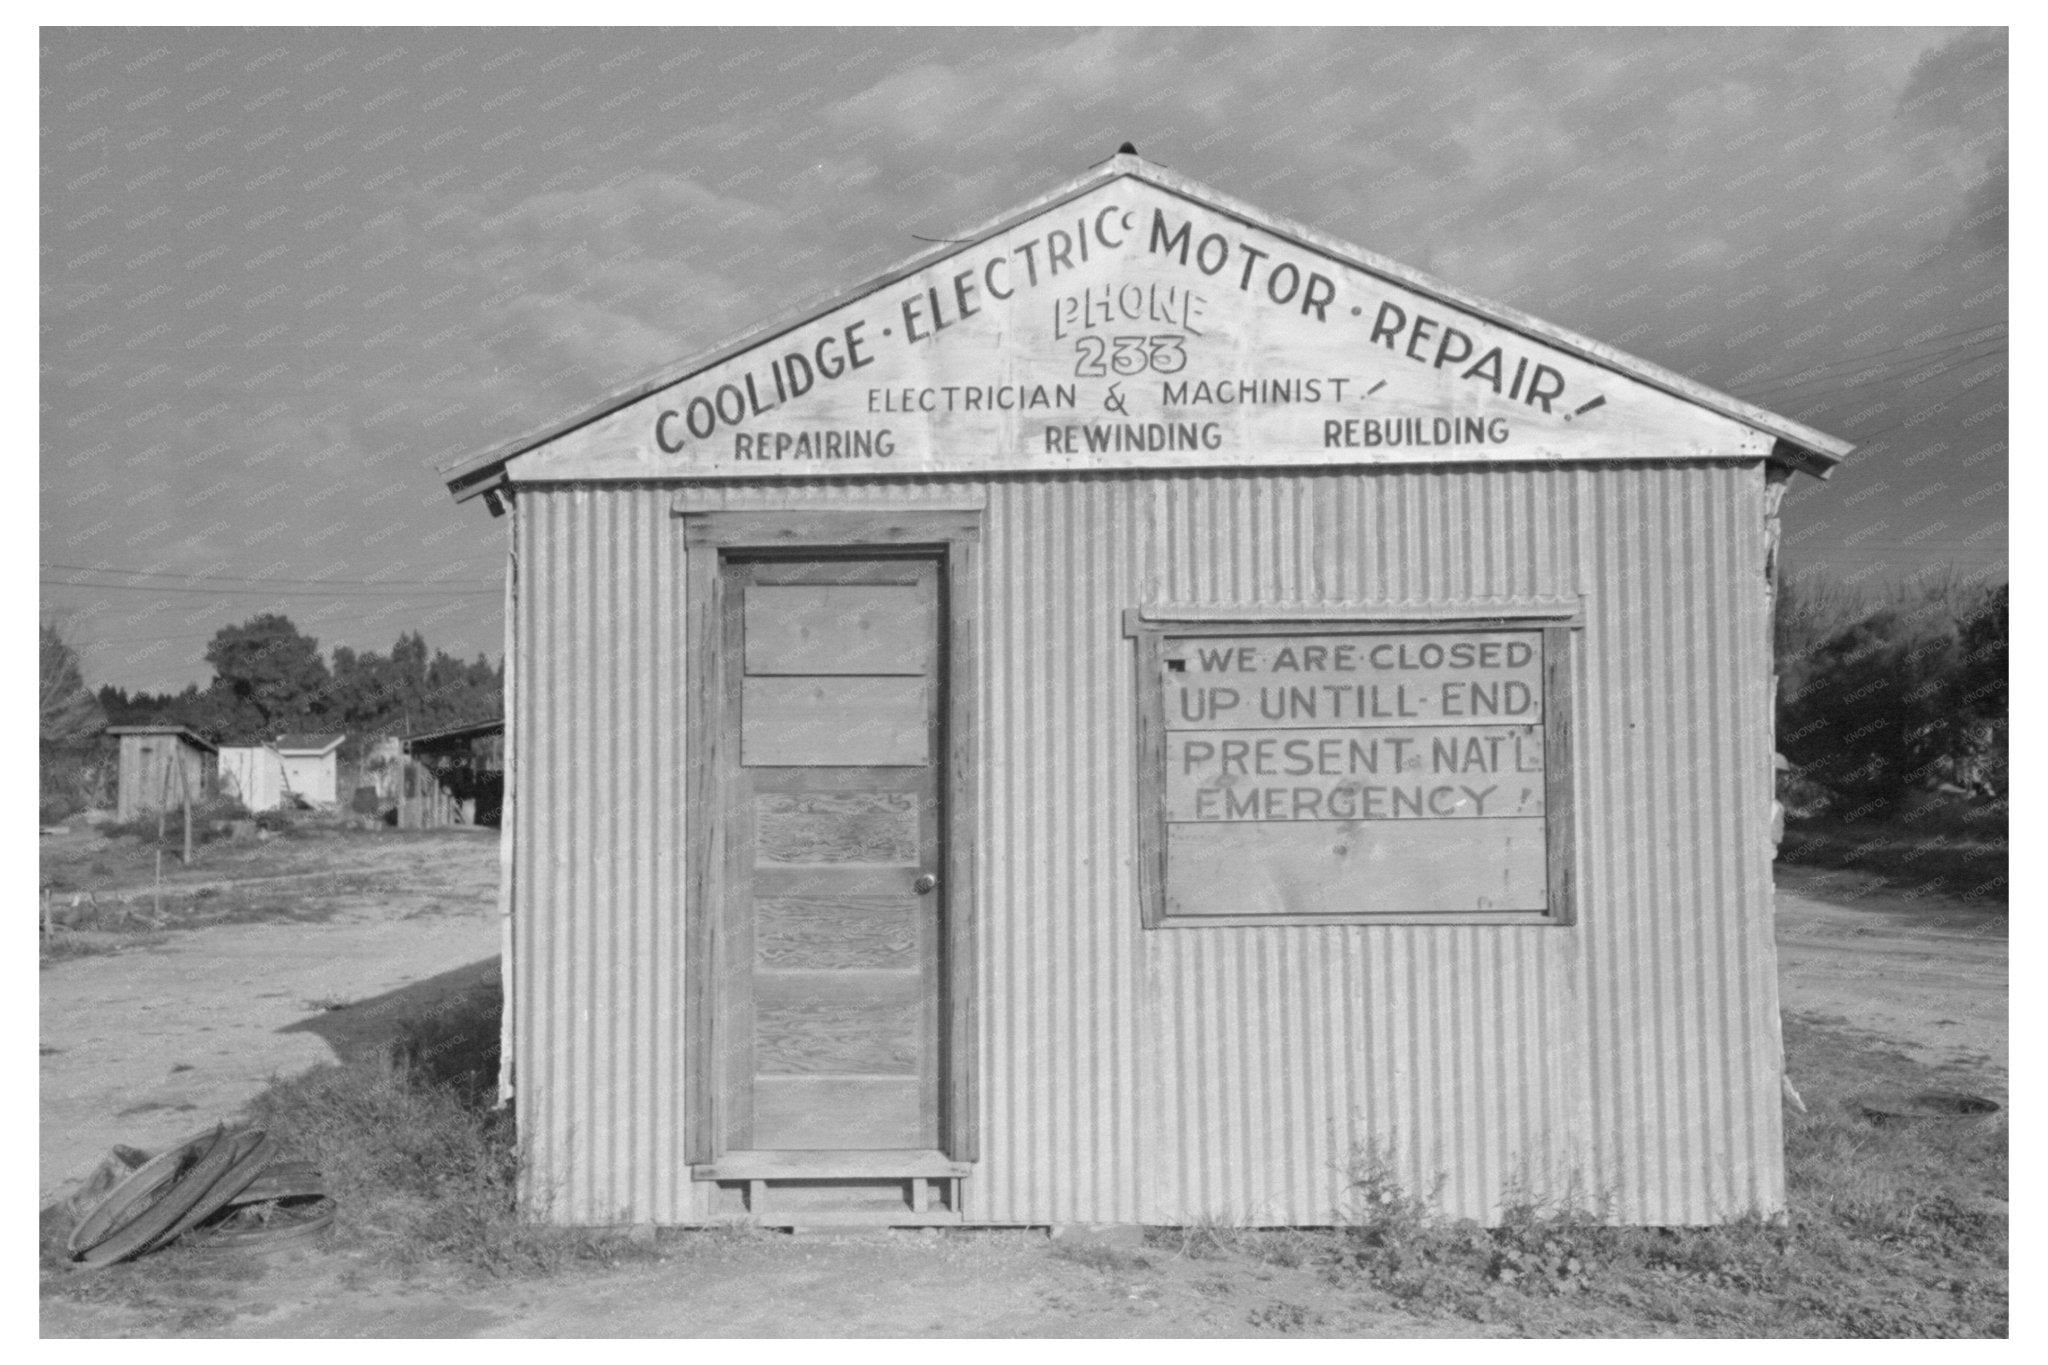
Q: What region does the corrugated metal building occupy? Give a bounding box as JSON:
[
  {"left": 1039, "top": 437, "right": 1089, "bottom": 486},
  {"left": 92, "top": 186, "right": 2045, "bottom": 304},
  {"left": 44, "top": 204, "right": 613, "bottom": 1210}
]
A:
[
  {"left": 444, "top": 154, "right": 1850, "bottom": 1230},
  {"left": 110, "top": 726, "right": 218, "bottom": 822}
]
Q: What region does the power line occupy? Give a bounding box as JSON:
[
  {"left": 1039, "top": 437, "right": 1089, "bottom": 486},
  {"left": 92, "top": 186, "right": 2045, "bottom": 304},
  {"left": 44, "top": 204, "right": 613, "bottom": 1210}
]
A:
[
  {"left": 1738, "top": 322, "right": 2008, "bottom": 398},
  {"left": 39, "top": 560, "right": 498, "bottom": 588},
  {"left": 41, "top": 578, "right": 497, "bottom": 598},
  {"left": 1831, "top": 398, "right": 2010, "bottom": 446},
  {"left": 1746, "top": 336, "right": 2007, "bottom": 404},
  {"left": 1776, "top": 347, "right": 2008, "bottom": 432}
]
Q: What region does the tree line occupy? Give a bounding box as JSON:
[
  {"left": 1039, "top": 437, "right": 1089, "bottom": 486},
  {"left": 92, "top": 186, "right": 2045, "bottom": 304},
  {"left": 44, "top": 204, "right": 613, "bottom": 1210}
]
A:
[
  {"left": 90, "top": 613, "right": 503, "bottom": 757},
  {"left": 44, "top": 579, "right": 2005, "bottom": 823},
  {"left": 1776, "top": 571, "right": 2006, "bottom": 811},
  {"left": 93, "top": 613, "right": 507, "bottom": 753},
  {"left": 43, "top": 613, "right": 501, "bottom": 820}
]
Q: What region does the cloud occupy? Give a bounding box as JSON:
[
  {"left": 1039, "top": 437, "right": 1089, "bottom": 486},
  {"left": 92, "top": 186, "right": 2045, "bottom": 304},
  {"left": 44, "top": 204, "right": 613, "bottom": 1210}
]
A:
[
  {"left": 1895, "top": 28, "right": 2007, "bottom": 252},
  {"left": 420, "top": 172, "right": 784, "bottom": 388}
]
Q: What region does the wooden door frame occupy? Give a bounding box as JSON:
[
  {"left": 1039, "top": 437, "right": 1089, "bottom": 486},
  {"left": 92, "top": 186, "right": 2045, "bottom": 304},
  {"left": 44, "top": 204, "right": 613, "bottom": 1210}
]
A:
[{"left": 679, "top": 506, "right": 982, "bottom": 1170}]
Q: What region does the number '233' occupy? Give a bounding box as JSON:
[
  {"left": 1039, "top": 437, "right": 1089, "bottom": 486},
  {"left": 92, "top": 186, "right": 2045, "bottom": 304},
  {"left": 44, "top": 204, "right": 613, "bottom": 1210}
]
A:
[{"left": 1074, "top": 335, "right": 1187, "bottom": 378}]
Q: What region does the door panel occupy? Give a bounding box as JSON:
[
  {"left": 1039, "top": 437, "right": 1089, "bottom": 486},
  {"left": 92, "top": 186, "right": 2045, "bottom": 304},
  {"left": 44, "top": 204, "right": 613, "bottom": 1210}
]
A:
[
  {"left": 722, "top": 555, "right": 943, "bottom": 1154},
  {"left": 744, "top": 584, "right": 929, "bottom": 674},
  {"left": 740, "top": 678, "right": 928, "bottom": 765}
]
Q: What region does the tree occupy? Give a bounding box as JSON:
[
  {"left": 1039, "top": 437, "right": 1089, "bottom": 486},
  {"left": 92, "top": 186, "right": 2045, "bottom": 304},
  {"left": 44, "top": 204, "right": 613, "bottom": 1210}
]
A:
[
  {"left": 42, "top": 625, "right": 110, "bottom": 820},
  {"left": 203, "top": 614, "right": 331, "bottom": 741},
  {"left": 1779, "top": 606, "right": 1960, "bottom": 809},
  {"left": 1954, "top": 583, "right": 2007, "bottom": 724},
  {"left": 322, "top": 632, "right": 502, "bottom": 754},
  {"left": 41, "top": 625, "right": 105, "bottom": 745},
  {"left": 1945, "top": 583, "right": 2008, "bottom": 795}
]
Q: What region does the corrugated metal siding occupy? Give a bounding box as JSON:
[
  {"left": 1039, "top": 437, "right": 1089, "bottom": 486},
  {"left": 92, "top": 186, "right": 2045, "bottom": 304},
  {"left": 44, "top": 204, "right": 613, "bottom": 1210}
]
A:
[
  {"left": 505, "top": 464, "right": 1781, "bottom": 1226},
  {"left": 510, "top": 487, "right": 693, "bottom": 1223}
]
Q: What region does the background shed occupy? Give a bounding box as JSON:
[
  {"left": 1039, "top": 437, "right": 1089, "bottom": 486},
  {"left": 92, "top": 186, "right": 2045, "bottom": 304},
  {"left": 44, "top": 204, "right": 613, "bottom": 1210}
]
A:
[
  {"left": 399, "top": 719, "right": 504, "bottom": 828},
  {"left": 218, "top": 745, "right": 287, "bottom": 812},
  {"left": 109, "top": 726, "right": 218, "bottom": 822},
  {"left": 273, "top": 734, "right": 345, "bottom": 807}
]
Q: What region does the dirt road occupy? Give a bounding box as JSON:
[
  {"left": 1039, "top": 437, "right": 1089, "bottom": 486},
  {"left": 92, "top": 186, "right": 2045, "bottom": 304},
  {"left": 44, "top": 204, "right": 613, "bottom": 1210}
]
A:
[
  {"left": 1773, "top": 863, "right": 2007, "bottom": 1096},
  {"left": 38, "top": 831, "right": 501, "bottom": 1204}
]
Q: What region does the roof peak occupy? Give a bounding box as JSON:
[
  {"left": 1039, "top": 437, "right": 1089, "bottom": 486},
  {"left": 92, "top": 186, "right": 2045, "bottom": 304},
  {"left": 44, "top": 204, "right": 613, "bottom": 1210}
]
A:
[{"left": 446, "top": 155, "right": 1849, "bottom": 503}]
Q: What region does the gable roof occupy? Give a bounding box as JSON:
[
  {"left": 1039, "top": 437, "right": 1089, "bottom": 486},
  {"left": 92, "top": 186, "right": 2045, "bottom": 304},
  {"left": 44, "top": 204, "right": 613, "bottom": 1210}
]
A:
[
  {"left": 274, "top": 733, "right": 345, "bottom": 756},
  {"left": 403, "top": 717, "right": 504, "bottom": 749},
  {"left": 445, "top": 152, "right": 1850, "bottom": 508},
  {"left": 108, "top": 725, "right": 217, "bottom": 754}
]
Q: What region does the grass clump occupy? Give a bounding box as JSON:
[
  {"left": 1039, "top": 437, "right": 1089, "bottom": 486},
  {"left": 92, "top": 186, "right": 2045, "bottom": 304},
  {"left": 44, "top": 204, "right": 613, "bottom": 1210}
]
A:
[
  {"left": 1305, "top": 1019, "right": 2005, "bottom": 1335},
  {"left": 1779, "top": 797, "right": 2008, "bottom": 905},
  {"left": 1049, "top": 1239, "right": 1153, "bottom": 1274},
  {"left": 45, "top": 980, "right": 652, "bottom": 1303},
  {"left": 1128, "top": 1018, "right": 2004, "bottom": 1335},
  {"left": 239, "top": 980, "right": 654, "bottom": 1278}
]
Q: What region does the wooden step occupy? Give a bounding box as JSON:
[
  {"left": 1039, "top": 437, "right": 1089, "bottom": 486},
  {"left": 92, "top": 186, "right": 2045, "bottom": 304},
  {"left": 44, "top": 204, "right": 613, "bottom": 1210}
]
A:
[
  {"left": 767, "top": 1210, "right": 966, "bottom": 1231},
  {"left": 692, "top": 1149, "right": 972, "bottom": 1181}
]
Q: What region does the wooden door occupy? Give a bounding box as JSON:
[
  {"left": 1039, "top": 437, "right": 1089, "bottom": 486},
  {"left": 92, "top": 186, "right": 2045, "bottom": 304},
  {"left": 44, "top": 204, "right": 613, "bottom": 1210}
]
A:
[{"left": 720, "top": 555, "right": 945, "bottom": 1153}]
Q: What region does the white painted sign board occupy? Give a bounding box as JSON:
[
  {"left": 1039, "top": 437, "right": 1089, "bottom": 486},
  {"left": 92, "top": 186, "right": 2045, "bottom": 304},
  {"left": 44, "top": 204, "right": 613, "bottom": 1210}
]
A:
[
  {"left": 507, "top": 177, "right": 1772, "bottom": 484},
  {"left": 1155, "top": 628, "right": 1555, "bottom": 920}
]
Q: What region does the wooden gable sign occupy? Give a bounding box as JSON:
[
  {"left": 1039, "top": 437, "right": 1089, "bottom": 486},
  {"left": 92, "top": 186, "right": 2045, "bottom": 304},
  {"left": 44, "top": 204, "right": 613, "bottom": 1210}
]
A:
[{"left": 494, "top": 158, "right": 1844, "bottom": 489}]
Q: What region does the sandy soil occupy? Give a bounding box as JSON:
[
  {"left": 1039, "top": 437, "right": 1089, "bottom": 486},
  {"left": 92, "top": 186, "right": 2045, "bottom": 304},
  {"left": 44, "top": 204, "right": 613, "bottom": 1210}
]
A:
[
  {"left": 39, "top": 839, "right": 2007, "bottom": 1337},
  {"left": 38, "top": 830, "right": 501, "bottom": 1203},
  {"left": 1772, "top": 863, "right": 2007, "bottom": 1098}
]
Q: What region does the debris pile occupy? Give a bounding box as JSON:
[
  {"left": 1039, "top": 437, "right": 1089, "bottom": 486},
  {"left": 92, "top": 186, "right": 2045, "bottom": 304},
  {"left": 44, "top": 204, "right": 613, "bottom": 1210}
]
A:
[{"left": 61, "top": 1124, "right": 334, "bottom": 1268}]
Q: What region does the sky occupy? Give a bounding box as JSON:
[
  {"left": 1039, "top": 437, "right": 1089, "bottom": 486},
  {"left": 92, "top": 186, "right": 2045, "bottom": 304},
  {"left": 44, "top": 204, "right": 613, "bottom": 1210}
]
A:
[{"left": 40, "top": 26, "right": 2009, "bottom": 693}]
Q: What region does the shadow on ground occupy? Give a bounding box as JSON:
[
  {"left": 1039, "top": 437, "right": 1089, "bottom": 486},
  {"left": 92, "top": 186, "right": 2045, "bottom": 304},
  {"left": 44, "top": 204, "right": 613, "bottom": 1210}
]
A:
[
  {"left": 278, "top": 957, "right": 500, "bottom": 1064},
  {"left": 1775, "top": 865, "right": 2007, "bottom": 938}
]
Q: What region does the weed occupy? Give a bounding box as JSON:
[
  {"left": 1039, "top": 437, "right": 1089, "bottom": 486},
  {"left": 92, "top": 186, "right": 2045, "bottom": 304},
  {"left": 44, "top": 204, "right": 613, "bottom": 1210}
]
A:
[
  {"left": 1301, "top": 1020, "right": 2007, "bottom": 1335},
  {"left": 1247, "top": 1300, "right": 1324, "bottom": 1333},
  {"left": 1049, "top": 1240, "right": 1153, "bottom": 1274},
  {"left": 41, "top": 931, "right": 169, "bottom": 965},
  {"left": 1780, "top": 798, "right": 2008, "bottom": 905},
  {"left": 39, "top": 874, "right": 374, "bottom": 942},
  {"left": 43, "top": 979, "right": 658, "bottom": 1302},
  {"left": 1143, "top": 1215, "right": 1252, "bottom": 1261}
]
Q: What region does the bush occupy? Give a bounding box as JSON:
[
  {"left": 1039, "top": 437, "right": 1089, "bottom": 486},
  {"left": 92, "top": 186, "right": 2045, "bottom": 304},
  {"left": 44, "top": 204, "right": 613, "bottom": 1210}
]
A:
[
  {"left": 202, "top": 795, "right": 251, "bottom": 822},
  {"left": 241, "top": 982, "right": 653, "bottom": 1277},
  {"left": 1777, "top": 572, "right": 2005, "bottom": 810},
  {"left": 40, "top": 737, "right": 113, "bottom": 823},
  {"left": 96, "top": 796, "right": 258, "bottom": 847}
]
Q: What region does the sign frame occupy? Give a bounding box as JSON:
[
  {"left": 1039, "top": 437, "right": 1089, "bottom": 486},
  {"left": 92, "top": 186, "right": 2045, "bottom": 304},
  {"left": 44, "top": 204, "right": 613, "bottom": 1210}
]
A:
[{"left": 1124, "top": 610, "right": 1578, "bottom": 929}]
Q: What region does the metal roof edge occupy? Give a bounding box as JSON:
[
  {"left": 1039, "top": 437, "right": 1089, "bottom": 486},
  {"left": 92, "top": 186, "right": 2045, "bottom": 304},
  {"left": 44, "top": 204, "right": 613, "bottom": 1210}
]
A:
[
  {"left": 273, "top": 733, "right": 347, "bottom": 755},
  {"left": 402, "top": 716, "right": 506, "bottom": 747},
  {"left": 443, "top": 152, "right": 1850, "bottom": 503},
  {"left": 106, "top": 725, "right": 219, "bottom": 752},
  {"left": 1124, "top": 159, "right": 1852, "bottom": 472}
]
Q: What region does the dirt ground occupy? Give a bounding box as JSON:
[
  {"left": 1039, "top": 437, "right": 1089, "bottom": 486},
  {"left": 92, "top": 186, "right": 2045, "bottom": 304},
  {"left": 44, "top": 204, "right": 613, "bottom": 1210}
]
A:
[
  {"left": 1772, "top": 863, "right": 2007, "bottom": 1099},
  {"left": 38, "top": 827, "right": 502, "bottom": 1204},
  {"left": 39, "top": 831, "right": 2007, "bottom": 1337}
]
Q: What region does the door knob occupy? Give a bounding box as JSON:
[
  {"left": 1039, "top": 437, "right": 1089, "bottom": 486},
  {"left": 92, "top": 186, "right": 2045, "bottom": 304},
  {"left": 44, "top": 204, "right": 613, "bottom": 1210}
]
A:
[{"left": 913, "top": 873, "right": 939, "bottom": 895}]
